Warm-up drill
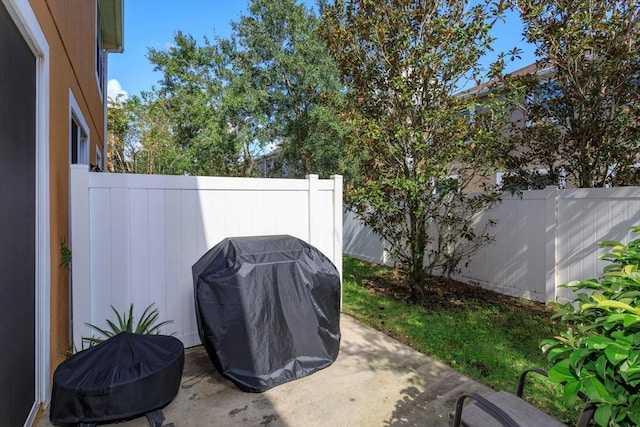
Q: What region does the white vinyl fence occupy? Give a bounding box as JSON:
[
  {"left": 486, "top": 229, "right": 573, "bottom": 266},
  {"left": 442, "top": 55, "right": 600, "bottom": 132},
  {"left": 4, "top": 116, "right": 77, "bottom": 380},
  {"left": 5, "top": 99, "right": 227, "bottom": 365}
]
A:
[
  {"left": 344, "top": 186, "right": 640, "bottom": 303},
  {"left": 70, "top": 165, "right": 343, "bottom": 348}
]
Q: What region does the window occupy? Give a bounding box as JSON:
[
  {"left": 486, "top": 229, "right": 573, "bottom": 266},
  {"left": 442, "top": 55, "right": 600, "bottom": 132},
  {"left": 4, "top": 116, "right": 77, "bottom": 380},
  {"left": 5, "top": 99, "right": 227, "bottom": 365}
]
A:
[
  {"left": 258, "top": 158, "right": 275, "bottom": 178},
  {"left": 95, "top": 2, "right": 104, "bottom": 94},
  {"left": 496, "top": 168, "right": 565, "bottom": 191},
  {"left": 433, "top": 175, "right": 459, "bottom": 195},
  {"left": 70, "top": 117, "right": 88, "bottom": 164},
  {"left": 267, "top": 159, "right": 274, "bottom": 177},
  {"left": 525, "top": 80, "right": 563, "bottom": 127},
  {"left": 527, "top": 80, "right": 562, "bottom": 107},
  {"left": 69, "top": 90, "right": 89, "bottom": 165}
]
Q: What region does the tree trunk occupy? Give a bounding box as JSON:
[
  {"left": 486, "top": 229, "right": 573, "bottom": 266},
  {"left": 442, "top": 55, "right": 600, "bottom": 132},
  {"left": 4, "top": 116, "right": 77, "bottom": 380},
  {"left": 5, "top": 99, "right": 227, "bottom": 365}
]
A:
[{"left": 408, "top": 211, "right": 427, "bottom": 301}]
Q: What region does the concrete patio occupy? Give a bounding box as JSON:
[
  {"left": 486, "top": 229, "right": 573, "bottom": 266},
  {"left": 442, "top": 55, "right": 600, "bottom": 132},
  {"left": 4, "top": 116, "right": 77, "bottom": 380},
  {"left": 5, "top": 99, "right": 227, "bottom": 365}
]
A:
[{"left": 38, "top": 314, "right": 494, "bottom": 427}]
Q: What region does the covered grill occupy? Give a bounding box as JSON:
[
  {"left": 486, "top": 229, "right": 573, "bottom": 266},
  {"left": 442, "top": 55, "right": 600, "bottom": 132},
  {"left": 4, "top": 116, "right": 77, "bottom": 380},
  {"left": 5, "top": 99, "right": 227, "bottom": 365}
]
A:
[
  {"left": 192, "top": 235, "right": 341, "bottom": 392},
  {"left": 50, "top": 332, "right": 184, "bottom": 426}
]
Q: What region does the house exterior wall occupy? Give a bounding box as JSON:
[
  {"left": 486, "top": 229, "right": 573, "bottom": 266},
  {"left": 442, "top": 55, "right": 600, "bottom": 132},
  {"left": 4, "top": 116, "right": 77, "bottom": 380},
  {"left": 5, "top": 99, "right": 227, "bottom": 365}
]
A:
[
  {"left": 29, "top": 0, "right": 107, "bottom": 379},
  {"left": 256, "top": 150, "right": 297, "bottom": 178},
  {"left": 457, "top": 63, "right": 563, "bottom": 192}
]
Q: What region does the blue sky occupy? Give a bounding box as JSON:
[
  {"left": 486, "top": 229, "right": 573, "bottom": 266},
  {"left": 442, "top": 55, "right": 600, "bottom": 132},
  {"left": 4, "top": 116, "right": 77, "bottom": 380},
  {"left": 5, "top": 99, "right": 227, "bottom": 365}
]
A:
[{"left": 107, "top": 1, "right": 536, "bottom": 100}]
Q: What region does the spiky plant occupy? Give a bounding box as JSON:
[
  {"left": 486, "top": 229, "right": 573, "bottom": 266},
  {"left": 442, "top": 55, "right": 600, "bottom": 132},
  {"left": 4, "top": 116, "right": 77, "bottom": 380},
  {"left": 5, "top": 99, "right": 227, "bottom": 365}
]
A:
[{"left": 82, "top": 303, "right": 173, "bottom": 347}]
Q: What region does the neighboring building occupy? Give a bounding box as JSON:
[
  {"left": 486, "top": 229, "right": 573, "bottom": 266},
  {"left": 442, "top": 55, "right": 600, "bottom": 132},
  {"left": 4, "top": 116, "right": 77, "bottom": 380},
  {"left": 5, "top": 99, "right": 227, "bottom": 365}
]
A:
[
  {"left": 456, "top": 62, "right": 561, "bottom": 191},
  {"left": 256, "top": 149, "right": 295, "bottom": 178},
  {"left": 0, "top": 0, "right": 123, "bottom": 424},
  {"left": 461, "top": 61, "right": 638, "bottom": 190}
]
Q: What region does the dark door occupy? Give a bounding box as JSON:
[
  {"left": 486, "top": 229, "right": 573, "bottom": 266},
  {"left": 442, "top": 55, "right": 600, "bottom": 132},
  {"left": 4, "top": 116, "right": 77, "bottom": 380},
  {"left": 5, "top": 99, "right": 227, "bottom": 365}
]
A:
[{"left": 0, "top": 2, "right": 37, "bottom": 426}]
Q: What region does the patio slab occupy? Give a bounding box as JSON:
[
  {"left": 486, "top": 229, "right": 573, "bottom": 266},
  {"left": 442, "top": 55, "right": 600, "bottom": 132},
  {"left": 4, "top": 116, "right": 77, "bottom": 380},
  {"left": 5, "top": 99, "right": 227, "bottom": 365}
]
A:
[{"left": 38, "top": 314, "right": 495, "bottom": 427}]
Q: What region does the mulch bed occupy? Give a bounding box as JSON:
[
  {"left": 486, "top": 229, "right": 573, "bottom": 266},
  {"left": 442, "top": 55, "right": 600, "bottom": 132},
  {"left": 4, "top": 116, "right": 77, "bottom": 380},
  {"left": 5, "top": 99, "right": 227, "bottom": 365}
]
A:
[{"left": 360, "top": 269, "right": 556, "bottom": 316}]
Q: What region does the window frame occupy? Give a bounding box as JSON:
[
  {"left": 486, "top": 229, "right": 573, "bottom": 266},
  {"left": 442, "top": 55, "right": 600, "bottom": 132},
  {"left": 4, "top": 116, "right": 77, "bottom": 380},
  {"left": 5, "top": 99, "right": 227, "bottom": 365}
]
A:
[{"left": 69, "top": 89, "right": 90, "bottom": 165}]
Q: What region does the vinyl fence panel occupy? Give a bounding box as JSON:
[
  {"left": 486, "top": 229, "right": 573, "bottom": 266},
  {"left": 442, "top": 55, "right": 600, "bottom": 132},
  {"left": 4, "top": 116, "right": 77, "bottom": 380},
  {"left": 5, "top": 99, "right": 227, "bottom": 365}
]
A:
[
  {"left": 343, "top": 209, "right": 392, "bottom": 266},
  {"left": 343, "top": 186, "right": 640, "bottom": 303},
  {"left": 455, "top": 188, "right": 556, "bottom": 302},
  {"left": 70, "top": 166, "right": 342, "bottom": 348},
  {"left": 555, "top": 187, "right": 640, "bottom": 303}
]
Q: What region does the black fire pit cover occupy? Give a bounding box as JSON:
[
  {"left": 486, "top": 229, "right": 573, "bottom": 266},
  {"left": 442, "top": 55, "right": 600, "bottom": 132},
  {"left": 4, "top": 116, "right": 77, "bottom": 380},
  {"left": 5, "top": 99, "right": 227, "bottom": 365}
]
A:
[
  {"left": 192, "top": 235, "right": 341, "bottom": 392},
  {"left": 50, "top": 332, "right": 184, "bottom": 426}
]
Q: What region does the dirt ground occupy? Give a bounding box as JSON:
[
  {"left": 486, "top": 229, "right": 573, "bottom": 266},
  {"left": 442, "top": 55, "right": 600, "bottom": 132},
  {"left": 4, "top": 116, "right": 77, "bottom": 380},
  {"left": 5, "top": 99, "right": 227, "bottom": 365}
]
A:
[{"left": 360, "top": 268, "right": 556, "bottom": 317}]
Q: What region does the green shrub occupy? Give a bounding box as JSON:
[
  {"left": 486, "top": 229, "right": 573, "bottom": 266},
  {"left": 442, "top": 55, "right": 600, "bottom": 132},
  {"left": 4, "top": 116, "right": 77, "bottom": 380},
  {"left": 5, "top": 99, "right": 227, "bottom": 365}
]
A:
[{"left": 541, "top": 226, "right": 640, "bottom": 426}]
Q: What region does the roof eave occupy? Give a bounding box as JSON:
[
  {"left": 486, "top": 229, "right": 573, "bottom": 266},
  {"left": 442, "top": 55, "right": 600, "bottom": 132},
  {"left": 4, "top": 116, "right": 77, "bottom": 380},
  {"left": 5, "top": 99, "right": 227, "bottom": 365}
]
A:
[{"left": 99, "top": 0, "right": 124, "bottom": 53}]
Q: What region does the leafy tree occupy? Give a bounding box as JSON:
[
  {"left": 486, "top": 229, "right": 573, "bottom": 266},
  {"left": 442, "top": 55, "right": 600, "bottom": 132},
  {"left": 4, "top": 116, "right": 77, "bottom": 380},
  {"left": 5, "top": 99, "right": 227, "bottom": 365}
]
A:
[
  {"left": 322, "top": 0, "right": 520, "bottom": 298},
  {"left": 508, "top": 0, "right": 640, "bottom": 188},
  {"left": 137, "top": 1, "right": 349, "bottom": 179},
  {"left": 108, "top": 92, "right": 188, "bottom": 175},
  {"left": 231, "top": 0, "right": 349, "bottom": 178},
  {"left": 215, "top": 37, "right": 271, "bottom": 177},
  {"left": 147, "top": 32, "right": 253, "bottom": 176},
  {"left": 107, "top": 94, "right": 131, "bottom": 173}
]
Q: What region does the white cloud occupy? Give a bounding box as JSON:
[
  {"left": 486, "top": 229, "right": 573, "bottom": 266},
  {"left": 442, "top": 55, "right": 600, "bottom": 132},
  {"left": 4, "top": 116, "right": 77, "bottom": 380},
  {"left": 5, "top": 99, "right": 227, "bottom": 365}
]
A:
[{"left": 107, "top": 79, "right": 128, "bottom": 102}]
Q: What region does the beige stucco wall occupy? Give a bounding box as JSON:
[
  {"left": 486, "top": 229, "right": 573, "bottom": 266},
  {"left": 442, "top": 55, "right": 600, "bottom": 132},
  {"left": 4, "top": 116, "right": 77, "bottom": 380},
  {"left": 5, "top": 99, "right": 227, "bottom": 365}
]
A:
[{"left": 29, "top": 0, "right": 106, "bottom": 381}]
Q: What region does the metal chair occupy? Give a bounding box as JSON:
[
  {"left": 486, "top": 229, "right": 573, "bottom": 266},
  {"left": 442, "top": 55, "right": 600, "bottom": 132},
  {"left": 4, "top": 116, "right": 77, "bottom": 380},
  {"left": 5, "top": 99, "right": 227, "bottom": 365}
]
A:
[{"left": 449, "top": 368, "right": 595, "bottom": 427}]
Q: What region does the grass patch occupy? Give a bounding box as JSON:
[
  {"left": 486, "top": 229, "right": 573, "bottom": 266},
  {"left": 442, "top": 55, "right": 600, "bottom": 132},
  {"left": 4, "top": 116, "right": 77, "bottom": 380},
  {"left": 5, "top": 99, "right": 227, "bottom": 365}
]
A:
[{"left": 342, "top": 256, "right": 582, "bottom": 423}]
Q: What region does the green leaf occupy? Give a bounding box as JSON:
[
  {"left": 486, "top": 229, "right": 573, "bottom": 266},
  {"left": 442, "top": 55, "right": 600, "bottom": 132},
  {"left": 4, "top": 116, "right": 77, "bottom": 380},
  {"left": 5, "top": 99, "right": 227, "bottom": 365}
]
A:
[
  {"left": 624, "top": 315, "right": 640, "bottom": 328},
  {"left": 583, "top": 376, "right": 614, "bottom": 403},
  {"left": 540, "top": 338, "right": 561, "bottom": 353},
  {"left": 604, "top": 313, "right": 627, "bottom": 328},
  {"left": 569, "top": 348, "right": 591, "bottom": 370},
  {"left": 595, "top": 356, "right": 608, "bottom": 379},
  {"left": 105, "top": 319, "right": 121, "bottom": 335},
  {"left": 81, "top": 303, "right": 173, "bottom": 346},
  {"left": 562, "top": 280, "right": 582, "bottom": 288},
  {"left": 604, "top": 345, "right": 629, "bottom": 365},
  {"left": 81, "top": 336, "right": 103, "bottom": 348},
  {"left": 126, "top": 304, "right": 134, "bottom": 331},
  {"left": 585, "top": 336, "right": 614, "bottom": 350},
  {"left": 628, "top": 405, "right": 640, "bottom": 425},
  {"left": 622, "top": 366, "right": 640, "bottom": 382},
  {"left": 594, "top": 404, "right": 612, "bottom": 427},
  {"left": 596, "top": 300, "right": 640, "bottom": 314},
  {"left": 548, "top": 360, "right": 576, "bottom": 383},
  {"left": 84, "top": 323, "right": 113, "bottom": 339},
  {"left": 611, "top": 331, "right": 633, "bottom": 345},
  {"left": 562, "top": 379, "right": 581, "bottom": 405},
  {"left": 547, "top": 346, "right": 572, "bottom": 362},
  {"left": 600, "top": 240, "right": 624, "bottom": 248},
  {"left": 628, "top": 350, "right": 640, "bottom": 365},
  {"left": 593, "top": 405, "right": 611, "bottom": 426}
]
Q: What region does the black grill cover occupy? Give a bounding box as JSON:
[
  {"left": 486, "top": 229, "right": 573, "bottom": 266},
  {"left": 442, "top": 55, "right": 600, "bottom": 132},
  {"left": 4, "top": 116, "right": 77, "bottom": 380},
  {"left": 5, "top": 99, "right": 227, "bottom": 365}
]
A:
[
  {"left": 192, "top": 235, "right": 341, "bottom": 392},
  {"left": 50, "top": 332, "right": 184, "bottom": 425}
]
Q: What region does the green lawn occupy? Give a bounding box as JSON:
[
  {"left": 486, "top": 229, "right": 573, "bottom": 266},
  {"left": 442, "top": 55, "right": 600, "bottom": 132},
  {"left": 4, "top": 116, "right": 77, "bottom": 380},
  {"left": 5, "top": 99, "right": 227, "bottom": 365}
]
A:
[{"left": 341, "top": 256, "right": 582, "bottom": 423}]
